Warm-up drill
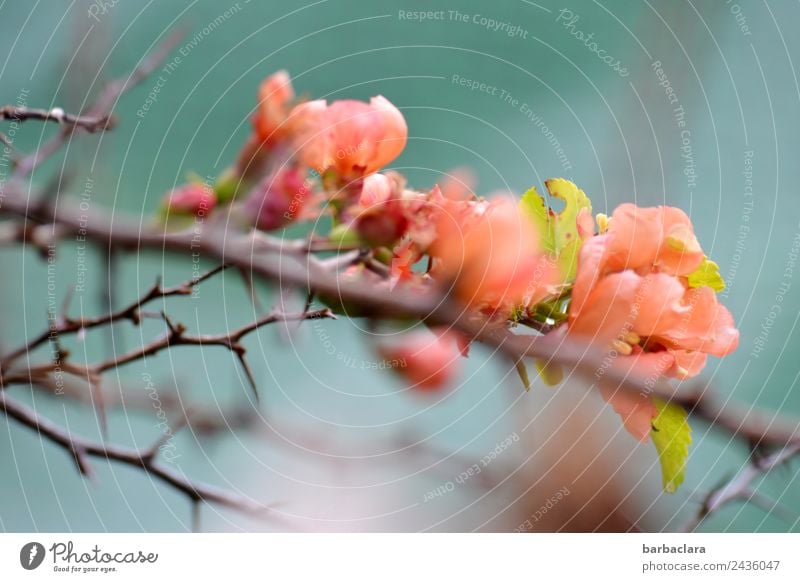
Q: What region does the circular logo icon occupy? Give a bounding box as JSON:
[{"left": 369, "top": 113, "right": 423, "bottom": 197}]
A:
[{"left": 20, "top": 542, "right": 46, "bottom": 570}]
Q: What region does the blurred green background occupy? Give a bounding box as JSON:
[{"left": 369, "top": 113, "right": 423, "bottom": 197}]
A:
[{"left": 1, "top": 0, "right": 799, "bottom": 532}]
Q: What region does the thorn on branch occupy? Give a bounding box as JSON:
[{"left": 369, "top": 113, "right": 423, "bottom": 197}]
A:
[
  {"left": 682, "top": 442, "right": 800, "bottom": 531},
  {"left": 70, "top": 445, "right": 94, "bottom": 478}
]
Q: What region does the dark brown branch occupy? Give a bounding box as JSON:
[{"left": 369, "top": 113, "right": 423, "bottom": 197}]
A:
[
  {"left": 14, "top": 373, "right": 259, "bottom": 437},
  {"left": 682, "top": 442, "right": 800, "bottom": 531},
  {"left": 12, "top": 28, "right": 184, "bottom": 177},
  {"left": 0, "top": 391, "right": 271, "bottom": 519},
  {"left": 674, "top": 388, "right": 800, "bottom": 449},
  {"left": 0, "top": 264, "right": 228, "bottom": 368},
  {"left": 2, "top": 309, "right": 336, "bottom": 402},
  {"left": 4, "top": 182, "right": 800, "bottom": 452},
  {"left": 0, "top": 105, "right": 113, "bottom": 132}
]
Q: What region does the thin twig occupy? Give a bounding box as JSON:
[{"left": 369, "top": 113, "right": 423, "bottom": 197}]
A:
[
  {"left": 2, "top": 308, "right": 336, "bottom": 401},
  {"left": 0, "top": 391, "right": 271, "bottom": 519},
  {"left": 12, "top": 28, "right": 184, "bottom": 177},
  {"left": 0, "top": 264, "right": 228, "bottom": 368},
  {"left": 0, "top": 105, "right": 113, "bottom": 132},
  {"left": 682, "top": 442, "right": 800, "bottom": 531}
]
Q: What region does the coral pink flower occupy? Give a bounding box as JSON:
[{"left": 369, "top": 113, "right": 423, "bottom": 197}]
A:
[
  {"left": 603, "top": 203, "right": 705, "bottom": 276},
  {"left": 233, "top": 71, "right": 297, "bottom": 183},
  {"left": 163, "top": 183, "right": 216, "bottom": 217},
  {"left": 437, "top": 168, "right": 476, "bottom": 202},
  {"left": 252, "top": 70, "right": 295, "bottom": 146},
  {"left": 378, "top": 328, "right": 461, "bottom": 390},
  {"left": 389, "top": 241, "right": 421, "bottom": 286},
  {"left": 357, "top": 172, "right": 394, "bottom": 207},
  {"left": 351, "top": 173, "right": 411, "bottom": 247},
  {"left": 246, "top": 166, "right": 310, "bottom": 231},
  {"left": 290, "top": 96, "right": 407, "bottom": 181},
  {"left": 430, "top": 197, "right": 556, "bottom": 318},
  {"left": 567, "top": 204, "right": 739, "bottom": 441}
]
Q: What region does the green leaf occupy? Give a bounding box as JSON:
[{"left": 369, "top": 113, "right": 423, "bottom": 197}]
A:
[
  {"left": 519, "top": 179, "right": 592, "bottom": 284},
  {"left": 328, "top": 223, "right": 361, "bottom": 246},
  {"left": 556, "top": 236, "right": 583, "bottom": 283},
  {"left": 213, "top": 168, "right": 240, "bottom": 204},
  {"left": 545, "top": 178, "right": 592, "bottom": 254},
  {"left": 651, "top": 398, "right": 692, "bottom": 493},
  {"left": 535, "top": 359, "right": 563, "bottom": 386},
  {"left": 519, "top": 186, "right": 556, "bottom": 254},
  {"left": 687, "top": 256, "right": 725, "bottom": 293},
  {"left": 514, "top": 360, "right": 531, "bottom": 391}
]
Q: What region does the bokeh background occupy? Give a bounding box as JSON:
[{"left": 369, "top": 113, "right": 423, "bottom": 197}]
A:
[{"left": 1, "top": 0, "right": 799, "bottom": 532}]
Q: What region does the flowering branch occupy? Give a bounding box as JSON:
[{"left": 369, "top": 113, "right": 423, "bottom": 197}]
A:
[{"left": 1, "top": 30, "right": 797, "bottom": 532}]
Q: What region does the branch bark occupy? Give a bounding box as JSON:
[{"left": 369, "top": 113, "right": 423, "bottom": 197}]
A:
[{"left": 0, "top": 391, "right": 272, "bottom": 525}]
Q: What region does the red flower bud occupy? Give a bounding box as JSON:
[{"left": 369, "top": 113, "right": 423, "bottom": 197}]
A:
[
  {"left": 163, "top": 183, "right": 216, "bottom": 217},
  {"left": 247, "top": 167, "right": 311, "bottom": 231},
  {"left": 252, "top": 70, "right": 295, "bottom": 147}
]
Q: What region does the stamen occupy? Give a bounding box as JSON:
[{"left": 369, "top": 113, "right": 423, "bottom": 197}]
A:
[
  {"left": 612, "top": 338, "right": 633, "bottom": 355},
  {"left": 596, "top": 213, "right": 610, "bottom": 234}
]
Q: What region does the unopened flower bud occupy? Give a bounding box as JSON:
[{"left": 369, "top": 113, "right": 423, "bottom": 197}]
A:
[
  {"left": 247, "top": 166, "right": 310, "bottom": 231},
  {"left": 162, "top": 183, "right": 216, "bottom": 218}
]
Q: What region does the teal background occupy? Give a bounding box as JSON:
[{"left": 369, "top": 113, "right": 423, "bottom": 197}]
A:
[{"left": 1, "top": 0, "right": 799, "bottom": 531}]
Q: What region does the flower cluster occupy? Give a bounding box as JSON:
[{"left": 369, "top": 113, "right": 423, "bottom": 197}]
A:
[
  {"left": 565, "top": 204, "right": 738, "bottom": 441},
  {"left": 160, "top": 71, "right": 739, "bottom": 475}
]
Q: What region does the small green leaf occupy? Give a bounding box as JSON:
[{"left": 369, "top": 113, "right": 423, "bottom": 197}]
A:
[
  {"left": 651, "top": 398, "right": 692, "bottom": 493},
  {"left": 535, "top": 359, "right": 563, "bottom": 386},
  {"left": 519, "top": 186, "right": 556, "bottom": 254},
  {"left": 213, "top": 168, "right": 240, "bottom": 204},
  {"left": 328, "top": 223, "right": 361, "bottom": 245},
  {"left": 514, "top": 360, "right": 531, "bottom": 391},
  {"left": 544, "top": 178, "right": 592, "bottom": 254},
  {"left": 556, "top": 236, "right": 583, "bottom": 283},
  {"left": 687, "top": 256, "right": 725, "bottom": 293},
  {"left": 519, "top": 179, "right": 592, "bottom": 285}
]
